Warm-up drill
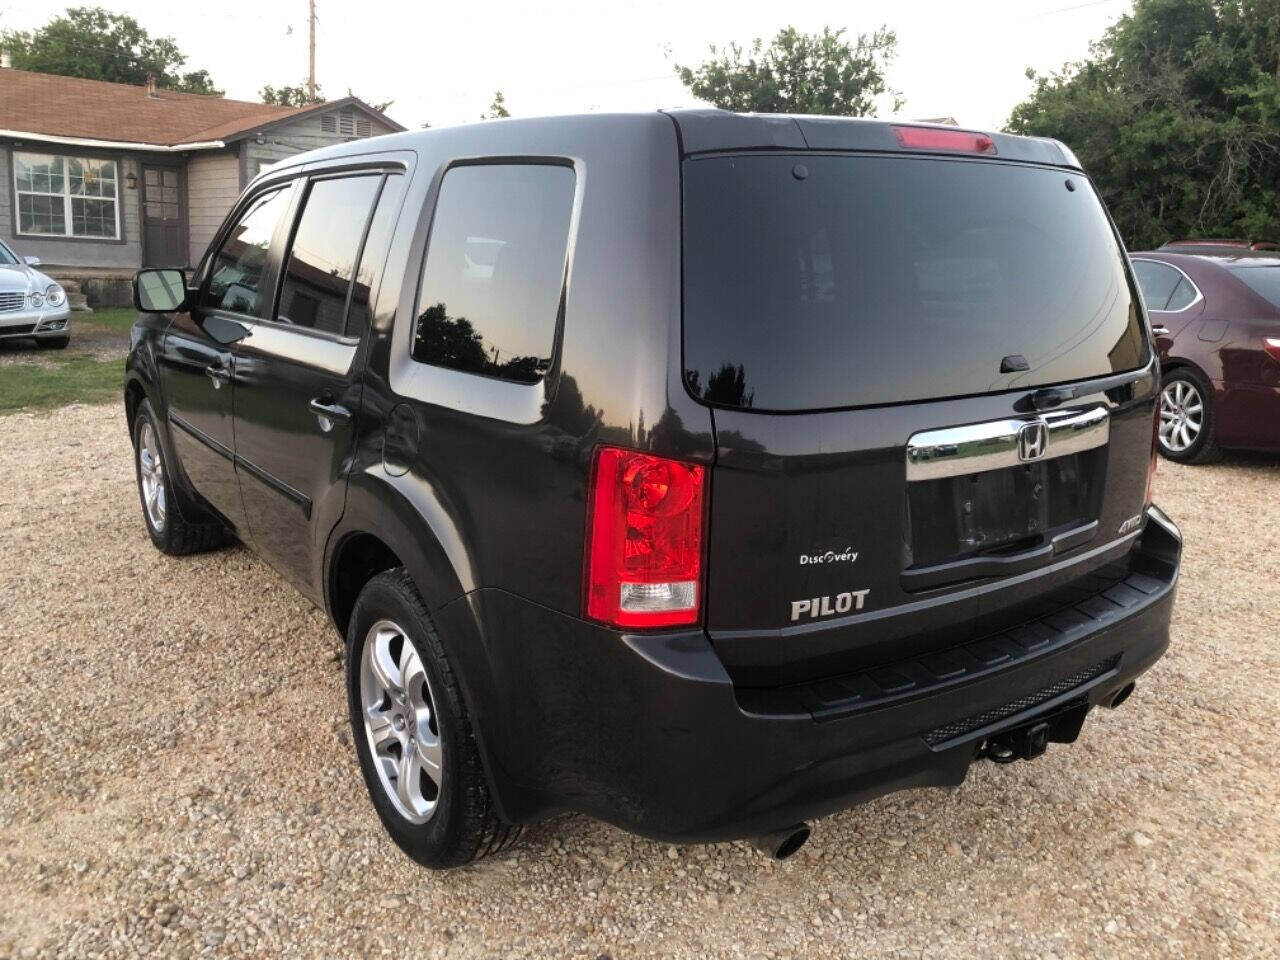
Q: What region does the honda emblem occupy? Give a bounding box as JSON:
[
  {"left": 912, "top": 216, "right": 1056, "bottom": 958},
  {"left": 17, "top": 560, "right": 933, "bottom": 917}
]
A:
[{"left": 1017, "top": 420, "right": 1049, "bottom": 462}]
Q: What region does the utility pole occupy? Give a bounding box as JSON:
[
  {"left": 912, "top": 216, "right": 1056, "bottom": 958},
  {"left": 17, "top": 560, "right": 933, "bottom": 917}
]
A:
[{"left": 307, "top": 0, "right": 317, "bottom": 102}]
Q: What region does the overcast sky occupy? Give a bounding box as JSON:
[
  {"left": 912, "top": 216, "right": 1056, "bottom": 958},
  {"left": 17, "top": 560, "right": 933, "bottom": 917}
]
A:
[{"left": 2, "top": 0, "right": 1131, "bottom": 129}]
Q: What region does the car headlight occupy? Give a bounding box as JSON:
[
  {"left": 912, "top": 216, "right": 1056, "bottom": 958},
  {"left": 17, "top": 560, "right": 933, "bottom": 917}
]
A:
[
  {"left": 45, "top": 284, "right": 65, "bottom": 308},
  {"left": 29, "top": 292, "right": 44, "bottom": 308}
]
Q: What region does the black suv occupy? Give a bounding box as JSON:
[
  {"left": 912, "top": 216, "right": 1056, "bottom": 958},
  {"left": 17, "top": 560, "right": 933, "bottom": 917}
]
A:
[{"left": 125, "top": 111, "right": 1181, "bottom": 868}]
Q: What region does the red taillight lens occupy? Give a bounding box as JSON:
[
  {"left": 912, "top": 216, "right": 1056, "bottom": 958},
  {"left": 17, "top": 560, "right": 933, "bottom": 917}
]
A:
[
  {"left": 892, "top": 125, "right": 997, "bottom": 155},
  {"left": 1263, "top": 337, "right": 1280, "bottom": 365},
  {"left": 584, "top": 446, "right": 705, "bottom": 629}
]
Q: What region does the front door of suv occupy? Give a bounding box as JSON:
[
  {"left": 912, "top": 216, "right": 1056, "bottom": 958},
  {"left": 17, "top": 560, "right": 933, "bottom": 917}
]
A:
[
  {"left": 232, "top": 170, "right": 405, "bottom": 599},
  {"left": 158, "top": 185, "right": 292, "bottom": 533}
]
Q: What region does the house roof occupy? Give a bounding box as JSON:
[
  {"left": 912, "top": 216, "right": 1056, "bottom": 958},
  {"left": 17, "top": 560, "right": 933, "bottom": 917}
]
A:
[{"left": 0, "top": 68, "right": 402, "bottom": 150}]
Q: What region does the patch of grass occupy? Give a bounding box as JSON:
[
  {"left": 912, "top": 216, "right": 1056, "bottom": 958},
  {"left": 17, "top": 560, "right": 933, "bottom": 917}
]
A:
[
  {"left": 78, "top": 306, "right": 139, "bottom": 335},
  {"left": 0, "top": 353, "right": 123, "bottom": 412}
]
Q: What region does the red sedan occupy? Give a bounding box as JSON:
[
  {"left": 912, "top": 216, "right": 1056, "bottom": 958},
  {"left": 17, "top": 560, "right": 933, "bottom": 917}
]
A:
[{"left": 1130, "top": 249, "right": 1280, "bottom": 462}]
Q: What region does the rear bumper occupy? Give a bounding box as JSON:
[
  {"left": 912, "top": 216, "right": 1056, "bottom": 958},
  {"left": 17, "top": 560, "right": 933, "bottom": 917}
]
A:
[{"left": 440, "top": 505, "right": 1180, "bottom": 843}]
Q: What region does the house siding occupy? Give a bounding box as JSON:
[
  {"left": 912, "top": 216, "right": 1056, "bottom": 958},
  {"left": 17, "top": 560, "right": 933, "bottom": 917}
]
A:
[
  {"left": 238, "top": 112, "right": 401, "bottom": 184},
  {"left": 186, "top": 150, "right": 240, "bottom": 267},
  {"left": 0, "top": 143, "right": 143, "bottom": 269}
]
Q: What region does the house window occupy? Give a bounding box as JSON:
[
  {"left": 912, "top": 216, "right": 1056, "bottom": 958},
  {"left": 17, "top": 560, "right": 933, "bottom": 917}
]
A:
[{"left": 14, "top": 152, "right": 120, "bottom": 239}]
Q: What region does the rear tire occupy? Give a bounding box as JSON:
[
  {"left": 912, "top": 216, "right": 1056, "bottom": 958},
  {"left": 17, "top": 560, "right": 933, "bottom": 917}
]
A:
[
  {"left": 1158, "top": 368, "right": 1220, "bottom": 464},
  {"left": 36, "top": 335, "right": 69, "bottom": 350},
  {"left": 132, "top": 398, "right": 231, "bottom": 555},
  {"left": 346, "top": 569, "right": 520, "bottom": 868}
]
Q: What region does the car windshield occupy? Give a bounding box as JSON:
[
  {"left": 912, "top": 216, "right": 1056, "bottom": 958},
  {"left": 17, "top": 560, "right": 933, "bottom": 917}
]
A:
[
  {"left": 1229, "top": 264, "right": 1280, "bottom": 309},
  {"left": 0, "top": 241, "right": 18, "bottom": 266},
  {"left": 682, "top": 154, "right": 1149, "bottom": 411}
]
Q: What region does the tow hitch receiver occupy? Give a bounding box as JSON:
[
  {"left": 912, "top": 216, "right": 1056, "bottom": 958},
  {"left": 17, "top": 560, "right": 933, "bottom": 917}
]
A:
[{"left": 980, "top": 700, "right": 1089, "bottom": 764}]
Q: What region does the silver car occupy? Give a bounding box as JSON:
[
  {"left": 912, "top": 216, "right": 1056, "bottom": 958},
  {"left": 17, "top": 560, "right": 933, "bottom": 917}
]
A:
[{"left": 0, "top": 238, "right": 71, "bottom": 348}]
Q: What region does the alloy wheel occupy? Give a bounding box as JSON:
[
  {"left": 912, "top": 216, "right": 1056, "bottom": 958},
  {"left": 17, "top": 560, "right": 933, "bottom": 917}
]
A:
[
  {"left": 359, "top": 620, "right": 444, "bottom": 824},
  {"left": 1158, "top": 380, "right": 1204, "bottom": 454},
  {"left": 138, "top": 421, "right": 167, "bottom": 532}
]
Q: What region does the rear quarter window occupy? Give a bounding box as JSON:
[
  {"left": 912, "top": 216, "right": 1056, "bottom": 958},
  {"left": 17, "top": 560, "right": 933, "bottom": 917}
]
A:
[{"left": 682, "top": 154, "right": 1148, "bottom": 411}]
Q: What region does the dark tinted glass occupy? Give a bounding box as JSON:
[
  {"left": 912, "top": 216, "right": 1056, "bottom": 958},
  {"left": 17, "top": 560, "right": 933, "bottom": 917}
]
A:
[
  {"left": 203, "top": 187, "right": 290, "bottom": 316},
  {"left": 1132, "top": 259, "right": 1181, "bottom": 310},
  {"left": 1230, "top": 265, "right": 1280, "bottom": 308},
  {"left": 1164, "top": 277, "right": 1198, "bottom": 311},
  {"left": 277, "top": 175, "right": 381, "bottom": 335},
  {"left": 345, "top": 174, "right": 405, "bottom": 340},
  {"left": 412, "top": 164, "right": 575, "bottom": 384},
  {"left": 683, "top": 155, "right": 1148, "bottom": 411}
]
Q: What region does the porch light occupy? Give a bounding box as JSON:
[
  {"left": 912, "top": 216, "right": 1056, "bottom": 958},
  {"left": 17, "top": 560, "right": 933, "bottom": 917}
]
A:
[{"left": 126, "top": 172, "right": 138, "bottom": 189}]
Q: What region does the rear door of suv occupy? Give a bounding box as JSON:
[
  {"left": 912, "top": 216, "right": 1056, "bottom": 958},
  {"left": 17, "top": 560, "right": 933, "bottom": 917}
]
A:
[{"left": 681, "top": 145, "right": 1157, "bottom": 690}]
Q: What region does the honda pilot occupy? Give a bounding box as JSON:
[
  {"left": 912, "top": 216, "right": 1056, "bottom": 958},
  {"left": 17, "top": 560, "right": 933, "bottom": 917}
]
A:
[{"left": 124, "top": 111, "right": 1181, "bottom": 868}]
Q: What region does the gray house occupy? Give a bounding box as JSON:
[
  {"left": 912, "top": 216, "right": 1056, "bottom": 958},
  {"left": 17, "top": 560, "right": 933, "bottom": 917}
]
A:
[{"left": 0, "top": 67, "right": 403, "bottom": 304}]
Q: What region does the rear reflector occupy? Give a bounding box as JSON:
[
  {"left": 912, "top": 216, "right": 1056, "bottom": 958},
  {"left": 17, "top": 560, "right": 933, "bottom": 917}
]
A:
[
  {"left": 892, "top": 125, "right": 997, "bottom": 155},
  {"left": 584, "top": 446, "right": 705, "bottom": 629}
]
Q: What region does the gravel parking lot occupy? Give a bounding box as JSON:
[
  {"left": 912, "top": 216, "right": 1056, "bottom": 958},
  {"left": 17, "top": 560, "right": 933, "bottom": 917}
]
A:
[{"left": 1, "top": 402, "right": 1278, "bottom": 959}]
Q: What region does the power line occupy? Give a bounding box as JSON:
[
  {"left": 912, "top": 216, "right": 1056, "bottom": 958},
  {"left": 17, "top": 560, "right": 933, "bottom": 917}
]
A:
[{"left": 1016, "top": 0, "right": 1125, "bottom": 22}]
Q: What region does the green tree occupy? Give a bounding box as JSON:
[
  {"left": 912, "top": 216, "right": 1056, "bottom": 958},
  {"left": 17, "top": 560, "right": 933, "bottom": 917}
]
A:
[
  {"left": 1, "top": 6, "right": 221, "bottom": 94},
  {"left": 260, "top": 83, "right": 321, "bottom": 107},
  {"left": 1008, "top": 0, "right": 1280, "bottom": 249},
  {"left": 675, "top": 26, "right": 901, "bottom": 116},
  {"left": 484, "top": 90, "right": 511, "bottom": 119}
]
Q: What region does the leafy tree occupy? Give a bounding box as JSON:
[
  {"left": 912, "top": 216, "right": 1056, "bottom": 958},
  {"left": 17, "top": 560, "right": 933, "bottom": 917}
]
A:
[
  {"left": 1, "top": 6, "right": 221, "bottom": 94},
  {"left": 1008, "top": 0, "right": 1280, "bottom": 248},
  {"left": 484, "top": 90, "right": 511, "bottom": 119},
  {"left": 675, "top": 26, "right": 901, "bottom": 116},
  {"left": 260, "top": 83, "right": 321, "bottom": 107}
]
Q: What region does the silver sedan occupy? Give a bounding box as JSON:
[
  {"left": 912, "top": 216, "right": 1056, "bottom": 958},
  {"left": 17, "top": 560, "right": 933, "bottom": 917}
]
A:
[{"left": 0, "top": 238, "right": 71, "bottom": 348}]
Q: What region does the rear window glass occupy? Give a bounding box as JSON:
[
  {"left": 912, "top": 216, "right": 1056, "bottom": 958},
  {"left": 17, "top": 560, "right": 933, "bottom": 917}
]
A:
[
  {"left": 682, "top": 155, "right": 1148, "bottom": 411},
  {"left": 1229, "top": 265, "right": 1280, "bottom": 308}
]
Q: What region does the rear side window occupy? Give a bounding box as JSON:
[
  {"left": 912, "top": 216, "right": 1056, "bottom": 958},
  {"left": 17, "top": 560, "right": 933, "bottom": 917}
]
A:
[
  {"left": 1133, "top": 260, "right": 1182, "bottom": 311},
  {"left": 682, "top": 155, "right": 1148, "bottom": 411},
  {"left": 411, "top": 163, "right": 575, "bottom": 384},
  {"left": 1229, "top": 265, "right": 1280, "bottom": 309},
  {"left": 277, "top": 174, "right": 383, "bottom": 336},
  {"left": 202, "top": 187, "right": 290, "bottom": 316},
  {"left": 1164, "top": 277, "right": 1198, "bottom": 311}
]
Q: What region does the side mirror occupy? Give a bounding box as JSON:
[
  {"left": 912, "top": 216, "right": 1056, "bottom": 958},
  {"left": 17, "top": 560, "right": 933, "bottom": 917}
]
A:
[
  {"left": 23, "top": 255, "right": 41, "bottom": 266},
  {"left": 135, "top": 267, "right": 189, "bottom": 313}
]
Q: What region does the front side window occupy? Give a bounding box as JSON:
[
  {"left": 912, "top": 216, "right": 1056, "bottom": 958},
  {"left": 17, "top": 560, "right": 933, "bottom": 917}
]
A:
[
  {"left": 411, "top": 163, "right": 576, "bottom": 384},
  {"left": 14, "top": 152, "right": 119, "bottom": 239},
  {"left": 276, "top": 175, "right": 383, "bottom": 336},
  {"left": 202, "top": 188, "right": 290, "bottom": 316}
]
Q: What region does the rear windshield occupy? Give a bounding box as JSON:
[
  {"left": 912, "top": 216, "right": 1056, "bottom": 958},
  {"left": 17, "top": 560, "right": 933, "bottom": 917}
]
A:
[
  {"left": 682, "top": 154, "right": 1147, "bottom": 411},
  {"left": 1229, "top": 264, "right": 1280, "bottom": 308}
]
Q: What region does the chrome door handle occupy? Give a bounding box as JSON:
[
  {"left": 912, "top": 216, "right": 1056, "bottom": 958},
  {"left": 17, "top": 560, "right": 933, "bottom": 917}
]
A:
[
  {"left": 309, "top": 397, "right": 351, "bottom": 432},
  {"left": 204, "top": 363, "right": 232, "bottom": 389},
  {"left": 1151, "top": 325, "right": 1170, "bottom": 336}
]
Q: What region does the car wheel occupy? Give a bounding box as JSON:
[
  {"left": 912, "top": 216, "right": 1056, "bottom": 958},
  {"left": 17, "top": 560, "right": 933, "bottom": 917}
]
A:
[
  {"left": 132, "top": 398, "right": 231, "bottom": 554},
  {"left": 1158, "top": 368, "right": 1220, "bottom": 464},
  {"left": 36, "top": 335, "right": 70, "bottom": 350},
  {"left": 346, "top": 569, "right": 521, "bottom": 868}
]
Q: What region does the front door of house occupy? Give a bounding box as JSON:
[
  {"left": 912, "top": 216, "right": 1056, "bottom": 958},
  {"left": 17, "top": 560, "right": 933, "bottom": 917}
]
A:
[{"left": 141, "top": 165, "right": 185, "bottom": 267}]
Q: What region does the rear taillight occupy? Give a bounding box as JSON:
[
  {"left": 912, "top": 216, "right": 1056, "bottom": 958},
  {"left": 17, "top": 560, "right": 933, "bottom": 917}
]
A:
[
  {"left": 892, "top": 125, "right": 997, "bottom": 155},
  {"left": 1263, "top": 337, "right": 1280, "bottom": 365},
  {"left": 584, "top": 446, "right": 705, "bottom": 629}
]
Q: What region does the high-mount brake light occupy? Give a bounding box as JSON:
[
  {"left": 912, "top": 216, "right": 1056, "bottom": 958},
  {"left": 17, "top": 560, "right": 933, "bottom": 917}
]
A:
[
  {"left": 584, "top": 446, "right": 705, "bottom": 629},
  {"left": 892, "top": 125, "right": 997, "bottom": 155}
]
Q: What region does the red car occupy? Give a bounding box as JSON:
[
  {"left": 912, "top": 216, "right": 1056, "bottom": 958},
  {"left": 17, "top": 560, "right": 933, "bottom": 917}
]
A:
[{"left": 1130, "top": 249, "right": 1280, "bottom": 462}]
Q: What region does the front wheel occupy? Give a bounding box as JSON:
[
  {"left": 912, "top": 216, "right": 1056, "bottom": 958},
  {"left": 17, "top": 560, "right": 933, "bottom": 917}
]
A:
[
  {"left": 1158, "top": 369, "right": 1220, "bottom": 464},
  {"left": 346, "top": 569, "right": 520, "bottom": 868}
]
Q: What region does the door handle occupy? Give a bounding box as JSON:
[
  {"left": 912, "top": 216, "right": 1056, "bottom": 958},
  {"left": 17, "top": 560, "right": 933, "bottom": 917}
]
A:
[
  {"left": 309, "top": 397, "right": 352, "bottom": 432},
  {"left": 1151, "top": 325, "right": 1170, "bottom": 336},
  {"left": 204, "top": 362, "right": 232, "bottom": 389}
]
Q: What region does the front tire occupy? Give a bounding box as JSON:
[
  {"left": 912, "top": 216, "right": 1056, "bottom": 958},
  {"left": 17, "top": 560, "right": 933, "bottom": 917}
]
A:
[
  {"left": 132, "top": 398, "right": 230, "bottom": 554},
  {"left": 346, "top": 569, "right": 520, "bottom": 868},
  {"left": 1158, "top": 368, "right": 1220, "bottom": 464}
]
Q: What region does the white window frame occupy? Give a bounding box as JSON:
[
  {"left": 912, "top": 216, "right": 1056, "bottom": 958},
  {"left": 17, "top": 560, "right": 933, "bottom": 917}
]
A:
[{"left": 13, "top": 151, "right": 122, "bottom": 240}]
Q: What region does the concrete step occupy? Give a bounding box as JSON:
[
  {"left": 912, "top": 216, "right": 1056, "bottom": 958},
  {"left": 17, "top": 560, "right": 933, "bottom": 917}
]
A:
[
  {"left": 55, "top": 279, "right": 83, "bottom": 294},
  {"left": 67, "top": 292, "right": 93, "bottom": 313}
]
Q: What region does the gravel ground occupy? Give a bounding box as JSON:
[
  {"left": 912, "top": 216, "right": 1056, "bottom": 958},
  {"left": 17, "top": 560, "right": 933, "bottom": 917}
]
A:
[{"left": 1, "top": 402, "right": 1277, "bottom": 959}]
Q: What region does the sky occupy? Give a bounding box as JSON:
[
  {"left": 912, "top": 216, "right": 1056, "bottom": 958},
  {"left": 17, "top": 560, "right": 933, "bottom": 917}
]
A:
[{"left": 0, "top": 0, "right": 1132, "bottom": 130}]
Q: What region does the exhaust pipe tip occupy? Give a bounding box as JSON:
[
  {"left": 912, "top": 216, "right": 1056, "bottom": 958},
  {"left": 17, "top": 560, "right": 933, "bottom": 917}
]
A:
[
  {"left": 1107, "top": 682, "right": 1136, "bottom": 709},
  {"left": 750, "top": 823, "right": 811, "bottom": 860}
]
